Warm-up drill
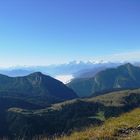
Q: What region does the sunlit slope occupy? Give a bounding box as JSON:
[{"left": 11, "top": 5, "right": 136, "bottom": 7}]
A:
[{"left": 56, "top": 108, "right": 140, "bottom": 140}]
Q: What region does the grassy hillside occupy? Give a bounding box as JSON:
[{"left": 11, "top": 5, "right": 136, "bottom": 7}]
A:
[
  {"left": 4, "top": 88, "right": 140, "bottom": 139},
  {"left": 54, "top": 108, "right": 140, "bottom": 140}
]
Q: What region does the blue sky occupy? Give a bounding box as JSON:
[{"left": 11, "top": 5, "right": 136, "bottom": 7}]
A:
[{"left": 0, "top": 0, "right": 140, "bottom": 67}]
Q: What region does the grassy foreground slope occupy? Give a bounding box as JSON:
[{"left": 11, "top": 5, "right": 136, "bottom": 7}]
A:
[
  {"left": 6, "top": 88, "right": 140, "bottom": 139},
  {"left": 55, "top": 108, "right": 140, "bottom": 140}
]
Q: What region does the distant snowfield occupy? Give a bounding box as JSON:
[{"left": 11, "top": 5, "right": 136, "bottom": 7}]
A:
[{"left": 55, "top": 75, "right": 74, "bottom": 84}]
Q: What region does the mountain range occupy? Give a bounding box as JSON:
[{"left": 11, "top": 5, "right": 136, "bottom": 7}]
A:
[
  {"left": 0, "top": 61, "right": 121, "bottom": 78},
  {"left": 0, "top": 63, "right": 140, "bottom": 139}
]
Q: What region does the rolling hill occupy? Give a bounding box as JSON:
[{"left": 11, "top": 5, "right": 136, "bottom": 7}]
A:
[{"left": 3, "top": 88, "right": 140, "bottom": 139}]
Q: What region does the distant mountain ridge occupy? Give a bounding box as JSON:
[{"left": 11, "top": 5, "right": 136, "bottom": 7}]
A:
[
  {"left": 68, "top": 63, "right": 140, "bottom": 97},
  {"left": 0, "top": 69, "right": 34, "bottom": 77}
]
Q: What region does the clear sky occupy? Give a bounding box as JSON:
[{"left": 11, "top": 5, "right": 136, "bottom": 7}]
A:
[{"left": 0, "top": 0, "right": 140, "bottom": 67}]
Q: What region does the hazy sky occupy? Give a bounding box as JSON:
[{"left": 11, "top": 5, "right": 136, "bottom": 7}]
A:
[{"left": 0, "top": 0, "right": 140, "bottom": 67}]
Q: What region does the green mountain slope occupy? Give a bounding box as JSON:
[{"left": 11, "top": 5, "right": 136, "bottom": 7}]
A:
[
  {"left": 4, "top": 88, "right": 140, "bottom": 139},
  {"left": 68, "top": 63, "right": 140, "bottom": 97}
]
